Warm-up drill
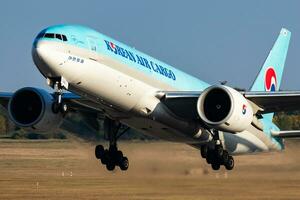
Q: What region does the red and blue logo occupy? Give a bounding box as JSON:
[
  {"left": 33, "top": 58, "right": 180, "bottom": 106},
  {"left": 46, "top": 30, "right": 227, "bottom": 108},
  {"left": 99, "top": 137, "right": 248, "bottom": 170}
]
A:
[
  {"left": 109, "top": 42, "right": 116, "bottom": 49},
  {"left": 265, "top": 67, "right": 277, "bottom": 92},
  {"left": 242, "top": 104, "right": 247, "bottom": 115}
]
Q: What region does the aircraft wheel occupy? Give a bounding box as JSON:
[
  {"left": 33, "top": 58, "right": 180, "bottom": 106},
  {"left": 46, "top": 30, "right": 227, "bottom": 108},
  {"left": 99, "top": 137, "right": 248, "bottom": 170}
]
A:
[
  {"left": 222, "top": 150, "right": 229, "bottom": 163},
  {"left": 101, "top": 149, "right": 109, "bottom": 165},
  {"left": 95, "top": 145, "right": 105, "bottom": 159},
  {"left": 225, "top": 156, "right": 234, "bottom": 170},
  {"left": 116, "top": 150, "right": 123, "bottom": 162},
  {"left": 52, "top": 102, "right": 67, "bottom": 114},
  {"left": 119, "top": 157, "right": 129, "bottom": 171},
  {"left": 106, "top": 162, "right": 115, "bottom": 171},
  {"left": 52, "top": 102, "right": 60, "bottom": 114},
  {"left": 200, "top": 145, "right": 208, "bottom": 158},
  {"left": 215, "top": 145, "right": 224, "bottom": 159},
  {"left": 211, "top": 162, "right": 221, "bottom": 170},
  {"left": 206, "top": 150, "right": 213, "bottom": 164},
  {"left": 60, "top": 102, "right": 68, "bottom": 113}
]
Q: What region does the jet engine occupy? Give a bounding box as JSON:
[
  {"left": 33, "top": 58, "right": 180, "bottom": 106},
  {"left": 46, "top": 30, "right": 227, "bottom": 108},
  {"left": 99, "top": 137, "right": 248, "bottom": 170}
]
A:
[
  {"left": 197, "top": 85, "right": 253, "bottom": 133},
  {"left": 8, "top": 87, "right": 63, "bottom": 132}
]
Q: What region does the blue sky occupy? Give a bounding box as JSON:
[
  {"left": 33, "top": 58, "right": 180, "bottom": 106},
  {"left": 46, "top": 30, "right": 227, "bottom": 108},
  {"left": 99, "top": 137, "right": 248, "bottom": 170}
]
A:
[{"left": 0, "top": 0, "right": 300, "bottom": 91}]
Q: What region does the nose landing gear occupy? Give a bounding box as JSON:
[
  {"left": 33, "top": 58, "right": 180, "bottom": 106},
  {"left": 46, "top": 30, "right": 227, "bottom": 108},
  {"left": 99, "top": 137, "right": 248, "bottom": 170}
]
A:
[
  {"left": 95, "top": 118, "right": 130, "bottom": 171},
  {"left": 48, "top": 77, "right": 69, "bottom": 115}
]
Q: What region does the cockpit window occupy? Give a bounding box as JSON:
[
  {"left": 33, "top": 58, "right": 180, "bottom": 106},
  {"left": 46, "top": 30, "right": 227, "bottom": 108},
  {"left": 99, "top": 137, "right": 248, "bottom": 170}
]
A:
[
  {"left": 42, "top": 33, "right": 68, "bottom": 42},
  {"left": 55, "top": 34, "right": 62, "bottom": 40},
  {"left": 44, "top": 33, "right": 55, "bottom": 38},
  {"left": 62, "top": 35, "right": 68, "bottom": 41}
]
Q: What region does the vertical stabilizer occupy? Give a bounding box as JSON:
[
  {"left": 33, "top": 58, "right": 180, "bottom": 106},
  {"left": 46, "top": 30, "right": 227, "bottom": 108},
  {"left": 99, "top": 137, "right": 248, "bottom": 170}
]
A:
[
  {"left": 250, "top": 28, "right": 291, "bottom": 121},
  {"left": 250, "top": 28, "right": 291, "bottom": 92}
]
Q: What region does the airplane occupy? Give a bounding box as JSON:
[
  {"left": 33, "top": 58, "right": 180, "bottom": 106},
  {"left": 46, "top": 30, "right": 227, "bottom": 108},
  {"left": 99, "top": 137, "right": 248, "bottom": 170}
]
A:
[{"left": 0, "top": 25, "right": 299, "bottom": 172}]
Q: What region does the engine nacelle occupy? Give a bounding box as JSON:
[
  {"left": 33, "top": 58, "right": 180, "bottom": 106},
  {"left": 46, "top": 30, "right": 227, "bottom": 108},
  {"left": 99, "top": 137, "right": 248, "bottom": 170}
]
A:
[
  {"left": 197, "top": 85, "right": 253, "bottom": 132},
  {"left": 8, "top": 87, "right": 63, "bottom": 132}
]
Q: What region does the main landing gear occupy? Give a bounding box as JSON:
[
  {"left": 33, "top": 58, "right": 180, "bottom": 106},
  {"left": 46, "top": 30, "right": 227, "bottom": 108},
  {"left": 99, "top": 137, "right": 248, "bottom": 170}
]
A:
[
  {"left": 95, "top": 118, "right": 129, "bottom": 171},
  {"left": 200, "top": 130, "right": 234, "bottom": 171}
]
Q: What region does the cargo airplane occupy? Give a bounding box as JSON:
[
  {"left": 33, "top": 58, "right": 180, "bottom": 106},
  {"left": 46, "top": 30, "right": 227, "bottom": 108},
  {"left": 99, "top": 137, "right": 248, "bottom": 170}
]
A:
[{"left": 0, "top": 25, "right": 299, "bottom": 171}]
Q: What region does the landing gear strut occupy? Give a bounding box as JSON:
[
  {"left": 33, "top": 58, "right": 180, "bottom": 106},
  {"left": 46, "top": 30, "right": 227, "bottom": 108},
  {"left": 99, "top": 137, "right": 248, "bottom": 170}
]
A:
[
  {"left": 49, "top": 78, "right": 68, "bottom": 115},
  {"left": 201, "top": 130, "right": 234, "bottom": 171},
  {"left": 95, "top": 118, "right": 129, "bottom": 171}
]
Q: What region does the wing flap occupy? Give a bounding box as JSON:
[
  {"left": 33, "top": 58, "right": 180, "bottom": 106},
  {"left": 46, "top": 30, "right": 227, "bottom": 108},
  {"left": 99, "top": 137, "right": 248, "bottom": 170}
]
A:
[
  {"left": 157, "top": 91, "right": 201, "bottom": 120},
  {"left": 244, "top": 91, "right": 300, "bottom": 114}
]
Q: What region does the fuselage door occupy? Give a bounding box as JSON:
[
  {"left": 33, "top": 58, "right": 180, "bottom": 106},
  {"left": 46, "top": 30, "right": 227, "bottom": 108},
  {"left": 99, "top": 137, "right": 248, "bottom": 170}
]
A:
[{"left": 87, "top": 36, "right": 98, "bottom": 61}]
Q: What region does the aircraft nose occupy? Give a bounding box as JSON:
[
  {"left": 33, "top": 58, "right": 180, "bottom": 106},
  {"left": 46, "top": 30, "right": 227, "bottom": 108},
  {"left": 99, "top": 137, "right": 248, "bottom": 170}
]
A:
[{"left": 32, "top": 40, "right": 60, "bottom": 78}]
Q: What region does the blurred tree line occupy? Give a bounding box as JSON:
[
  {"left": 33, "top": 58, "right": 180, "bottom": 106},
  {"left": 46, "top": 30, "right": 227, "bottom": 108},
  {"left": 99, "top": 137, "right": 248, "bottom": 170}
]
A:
[
  {"left": 273, "top": 111, "right": 300, "bottom": 130},
  {"left": 0, "top": 112, "right": 154, "bottom": 140},
  {"left": 0, "top": 115, "right": 6, "bottom": 134},
  {"left": 0, "top": 111, "right": 299, "bottom": 139}
]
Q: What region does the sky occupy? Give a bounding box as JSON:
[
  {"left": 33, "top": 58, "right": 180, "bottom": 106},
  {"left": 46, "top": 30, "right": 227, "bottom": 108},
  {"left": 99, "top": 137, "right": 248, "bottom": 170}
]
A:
[{"left": 0, "top": 0, "right": 300, "bottom": 91}]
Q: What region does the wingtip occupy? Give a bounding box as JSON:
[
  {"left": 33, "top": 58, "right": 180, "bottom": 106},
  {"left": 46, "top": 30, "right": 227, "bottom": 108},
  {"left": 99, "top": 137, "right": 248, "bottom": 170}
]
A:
[{"left": 280, "top": 28, "right": 291, "bottom": 36}]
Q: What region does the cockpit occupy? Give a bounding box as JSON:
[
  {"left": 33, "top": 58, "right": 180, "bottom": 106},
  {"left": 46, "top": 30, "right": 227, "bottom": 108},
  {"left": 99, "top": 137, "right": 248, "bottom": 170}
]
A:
[{"left": 36, "top": 32, "right": 68, "bottom": 42}]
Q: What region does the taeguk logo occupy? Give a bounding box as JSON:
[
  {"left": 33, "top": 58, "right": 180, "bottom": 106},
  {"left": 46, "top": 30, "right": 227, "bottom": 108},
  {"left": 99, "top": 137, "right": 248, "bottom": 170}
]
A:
[
  {"left": 265, "top": 67, "right": 277, "bottom": 92},
  {"left": 242, "top": 104, "right": 247, "bottom": 115}
]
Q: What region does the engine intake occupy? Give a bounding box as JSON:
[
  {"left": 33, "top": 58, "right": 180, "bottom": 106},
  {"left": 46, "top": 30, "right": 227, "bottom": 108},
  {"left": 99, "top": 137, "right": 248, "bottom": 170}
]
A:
[
  {"left": 8, "top": 87, "right": 62, "bottom": 131},
  {"left": 197, "top": 85, "right": 253, "bottom": 132}
]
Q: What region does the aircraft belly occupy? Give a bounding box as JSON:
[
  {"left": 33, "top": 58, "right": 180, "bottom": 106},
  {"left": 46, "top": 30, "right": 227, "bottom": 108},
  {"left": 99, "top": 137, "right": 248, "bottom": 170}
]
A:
[
  {"left": 120, "top": 117, "right": 209, "bottom": 143},
  {"left": 222, "top": 131, "right": 269, "bottom": 155}
]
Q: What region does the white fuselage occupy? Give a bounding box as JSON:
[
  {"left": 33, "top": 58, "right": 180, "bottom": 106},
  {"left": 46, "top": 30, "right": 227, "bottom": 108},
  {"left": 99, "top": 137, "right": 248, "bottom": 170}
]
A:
[{"left": 33, "top": 40, "right": 281, "bottom": 155}]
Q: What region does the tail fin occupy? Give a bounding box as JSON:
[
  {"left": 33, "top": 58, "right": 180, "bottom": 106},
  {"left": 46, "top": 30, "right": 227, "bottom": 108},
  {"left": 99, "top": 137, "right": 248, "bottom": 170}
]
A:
[
  {"left": 250, "top": 28, "right": 291, "bottom": 121},
  {"left": 250, "top": 28, "right": 291, "bottom": 92}
]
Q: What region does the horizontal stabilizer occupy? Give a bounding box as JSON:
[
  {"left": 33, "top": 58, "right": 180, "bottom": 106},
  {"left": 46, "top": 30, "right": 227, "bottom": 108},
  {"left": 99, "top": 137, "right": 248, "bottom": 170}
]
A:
[{"left": 271, "top": 130, "right": 300, "bottom": 138}]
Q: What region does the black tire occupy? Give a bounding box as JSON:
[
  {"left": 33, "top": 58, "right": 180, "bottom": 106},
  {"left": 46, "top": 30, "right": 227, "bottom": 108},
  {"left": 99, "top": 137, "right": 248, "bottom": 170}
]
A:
[
  {"left": 222, "top": 150, "right": 229, "bottom": 163},
  {"left": 215, "top": 146, "right": 223, "bottom": 159},
  {"left": 106, "top": 162, "right": 115, "bottom": 171},
  {"left": 225, "top": 156, "right": 234, "bottom": 170},
  {"left": 60, "top": 102, "right": 68, "bottom": 113},
  {"left": 211, "top": 162, "right": 220, "bottom": 170},
  {"left": 116, "top": 150, "right": 123, "bottom": 161},
  {"left": 200, "top": 145, "right": 208, "bottom": 158},
  {"left": 206, "top": 151, "right": 213, "bottom": 164},
  {"left": 119, "top": 157, "right": 129, "bottom": 171},
  {"left": 52, "top": 102, "right": 60, "bottom": 114},
  {"left": 206, "top": 150, "right": 213, "bottom": 164},
  {"left": 95, "top": 145, "right": 105, "bottom": 159},
  {"left": 101, "top": 149, "right": 109, "bottom": 164}
]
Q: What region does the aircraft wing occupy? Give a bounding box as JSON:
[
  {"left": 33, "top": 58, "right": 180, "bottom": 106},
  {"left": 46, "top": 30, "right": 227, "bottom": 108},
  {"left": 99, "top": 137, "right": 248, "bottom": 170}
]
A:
[
  {"left": 271, "top": 130, "right": 300, "bottom": 138},
  {"left": 157, "top": 90, "right": 300, "bottom": 119},
  {"left": 0, "top": 92, "right": 102, "bottom": 114},
  {"left": 156, "top": 91, "right": 201, "bottom": 120},
  {"left": 0, "top": 92, "right": 13, "bottom": 109},
  {"left": 243, "top": 91, "right": 300, "bottom": 114},
  {"left": 0, "top": 91, "right": 106, "bottom": 133}
]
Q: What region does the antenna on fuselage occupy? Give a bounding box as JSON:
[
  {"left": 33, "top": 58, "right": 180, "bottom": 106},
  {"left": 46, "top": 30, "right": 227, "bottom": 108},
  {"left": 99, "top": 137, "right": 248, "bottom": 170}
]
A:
[{"left": 219, "top": 80, "right": 227, "bottom": 85}]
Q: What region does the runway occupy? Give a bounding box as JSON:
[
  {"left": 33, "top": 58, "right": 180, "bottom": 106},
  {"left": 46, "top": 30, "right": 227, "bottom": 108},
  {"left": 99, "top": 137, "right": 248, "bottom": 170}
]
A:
[{"left": 0, "top": 139, "right": 300, "bottom": 200}]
